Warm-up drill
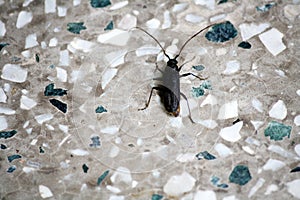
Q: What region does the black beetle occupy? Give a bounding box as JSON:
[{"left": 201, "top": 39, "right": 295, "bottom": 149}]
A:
[{"left": 135, "top": 24, "right": 215, "bottom": 122}]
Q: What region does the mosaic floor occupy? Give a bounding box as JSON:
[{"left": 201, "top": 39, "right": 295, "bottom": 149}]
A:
[{"left": 1, "top": 0, "right": 300, "bottom": 199}]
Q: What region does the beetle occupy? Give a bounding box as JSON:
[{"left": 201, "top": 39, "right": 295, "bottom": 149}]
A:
[{"left": 135, "top": 24, "right": 215, "bottom": 122}]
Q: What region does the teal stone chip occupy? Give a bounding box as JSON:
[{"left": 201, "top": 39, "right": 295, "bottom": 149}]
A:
[
  {"left": 238, "top": 41, "right": 252, "bottom": 49},
  {"left": 256, "top": 2, "right": 276, "bottom": 12},
  {"left": 90, "top": 0, "right": 111, "bottom": 8},
  {"left": 264, "top": 121, "right": 292, "bottom": 141},
  {"left": 35, "top": 53, "right": 40, "bottom": 63},
  {"left": 152, "top": 194, "right": 163, "bottom": 200},
  {"left": 49, "top": 99, "right": 67, "bottom": 113},
  {"left": 8, "top": 154, "right": 22, "bottom": 162},
  {"left": 229, "top": 165, "right": 252, "bottom": 186},
  {"left": 97, "top": 170, "right": 109, "bottom": 185},
  {"left": 39, "top": 146, "right": 45, "bottom": 153},
  {"left": 1, "top": 144, "right": 7, "bottom": 149},
  {"left": 0, "top": 130, "right": 17, "bottom": 139},
  {"left": 290, "top": 167, "right": 300, "bottom": 173},
  {"left": 44, "top": 83, "right": 67, "bottom": 96},
  {"left": 95, "top": 105, "right": 107, "bottom": 113},
  {"left": 67, "top": 22, "right": 87, "bottom": 34},
  {"left": 196, "top": 151, "right": 216, "bottom": 160},
  {"left": 192, "top": 86, "right": 205, "bottom": 97},
  {"left": 217, "top": 0, "right": 228, "bottom": 4},
  {"left": 104, "top": 21, "right": 114, "bottom": 31},
  {"left": 0, "top": 42, "right": 9, "bottom": 51},
  {"left": 205, "top": 21, "right": 238, "bottom": 43},
  {"left": 7, "top": 165, "right": 16, "bottom": 173},
  {"left": 201, "top": 80, "right": 212, "bottom": 90},
  {"left": 82, "top": 164, "right": 89, "bottom": 173},
  {"left": 192, "top": 65, "right": 205, "bottom": 71},
  {"left": 90, "top": 136, "right": 101, "bottom": 147}
]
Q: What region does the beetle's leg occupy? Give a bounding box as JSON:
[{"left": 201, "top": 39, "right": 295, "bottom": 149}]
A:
[
  {"left": 180, "top": 92, "right": 195, "bottom": 123},
  {"left": 180, "top": 72, "right": 207, "bottom": 80},
  {"left": 139, "top": 86, "right": 162, "bottom": 111}
]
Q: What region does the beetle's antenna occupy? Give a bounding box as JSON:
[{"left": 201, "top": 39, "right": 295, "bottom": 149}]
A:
[
  {"left": 175, "top": 23, "right": 216, "bottom": 59},
  {"left": 133, "top": 27, "right": 171, "bottom": 60}
]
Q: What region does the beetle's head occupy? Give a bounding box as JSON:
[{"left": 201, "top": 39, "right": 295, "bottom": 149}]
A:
[{"left": 167, "top": 59, "right": 178, "bottom": 68}]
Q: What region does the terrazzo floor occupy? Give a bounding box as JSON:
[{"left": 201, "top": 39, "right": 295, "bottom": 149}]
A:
[{"left": 1, "top": 0, "right": 300, "bottom": 199}]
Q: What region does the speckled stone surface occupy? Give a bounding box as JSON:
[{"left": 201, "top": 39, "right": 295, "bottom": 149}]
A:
[{"left": 1, "top": 0, "right": 300, "bottom": 199}]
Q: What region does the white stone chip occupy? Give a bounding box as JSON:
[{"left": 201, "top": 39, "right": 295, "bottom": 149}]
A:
[
  {"left": 294, "top": 115, "right": 300, "bottom": 126},
  {"left": 223, "top": 195, "right": 238, "bottom": 200},
  {"left": 0, "top": 116, "right": 7, "bottom": 131},
  {"left": 262, "top": 159, "right": 286, "bottom": 171},
  {"left": 176, "top": 153, "right": 195, "bottom": 163},
  {"left": 1, "top": 64, "right": 28, "bottom": 83},
  {"left": 16, "top": 11, "right": 33, "bottom": 29},
  {"left": 163, "top": 172, "right": 196, "bottom": 197},
  {"left": 45, "top": 0, "right": 56, "bottom": 13},
  {"left": 136, "top": 45, "right": 161, "bottom": 57},
  {"left": 252, "top": 98, "right": 263, "bottom": 112},
  {"left": 25, "top": 33, "right": 39, "bottom": 49},
  {"left": 239, "top": 23, "right": 270, "bottom": 41},
  {"left": 218, "top": 100, "right": 238, "bottom": 119},
  {"left": 0, "top": 107, "right": 15, "bottom": 115},
  {"left": 268, "top": 145, "right": 298, "bottom": 159},
  {"left": 57, "top": 6, "right": 67, "bottom": 17},
  {"left": 73, "top": 0, "right": 81, "bottom": 6},
  {"left": 105, "top": 50, "right": 127, "bottom": 68},
  {"left": 146, "top": 18, "right": 160, "bottom": 29},
  {"left": 0, "top": 20, "right": 6, "bottom": 36},
  {"left": 109, "top": 195, "right": 125, "bottom": 200},
  {"left": 35, "top": 113, "right": 53, "bottom": 124},
  {"left": 297, "top": 90, "right": 300, "bottom": 96},
  {"left": 286, "top": 179, "right": 300, "bottom": 199},
  {"left": 194, "top": 190, "right": 217, "bottom": 200},
  {"left": 118, "top": 14, "right": 137, "bottom": 30},
  {"left": 109, "top": 1, "right": 128, "bottom": 10},
  {"left": 185, "top": 14, "right": 204, "bottom": 23},
  {"left": 265, "top": 184, "right": 278, "bottom": 195},
  {"left": 162, "top": 10, "right": 171, "bottom": 29},
  {"left": 23, "top": 0, "right": 34, "bottom": 7},
  {"left": 110, "top": 167, "right": 132, "bottom": 184},
  {"left": 242, "top": 146, "right": 255, "bottom": 155},
  {"left": 295, "top": 144, "right": 300, "bottom": 157},
  {"left": 68, "top": 149, "right": 89, "bottom": 156},
  {"left": 101, "top": 126, "right": 119, "bottom": 135},
  {"left": 268, "top": 100, "right": 287, "bottom": 120},
  {"left": 49, "top": 37, "right": 58, "bottom": 47},
  {"left": 197, "top": 119, "right": 218, "bottom": 129},
  {"left": 68, "top": 38, "right": 95, "bottom": 53},
  {"left": 102, "top": 68, "right": 118, "bottom": 89},
  {"left": 56, "top": 67, "right": 67, "bottom": 82},
  {"left": 59, "top": 50, "right": 69, "bottom": 66},
  {"left": 172, "top": 3, "right": 188, "bottom": 12},
  {"left": 0, "top": 88, "right": 7, "bottom": 103},
  {"left": 39, "top": 185, "right": 53, "bottom": 199},
  {"left": 20, "top": 95, "right": 37, "bottom": 110},
  {"left": 214, "top": 143, "right": 233, "bottom": 157},
  {"left": 194, "top": 0, "right": 215, "bottom": 10},
  {"left": 200, "top": 94, "right": 218, "bottom": 107},
  {"left": 284, "top": 4, "right": 300, "bottom": 21},
  {"left": 223, "top": 60, "right": 240, "bottom": 75},
  {"left": 250, "top": 120, "right": 264, "bottom": 130},
  {"left": 248, "top": 178, "right": 265, "bottom": 198},
  {"left": 219, "top": 121, "right": 243, "bottom": 142},
  {"left": 98, "top": 29, "right": 130, "bottom": 46},
  {"left": 259, "top": 28, "right": 286, "bottom": 56}
]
